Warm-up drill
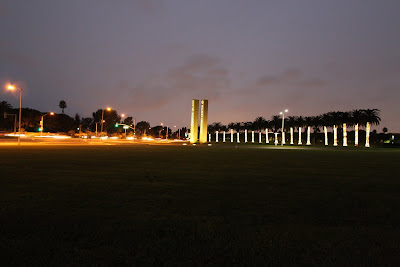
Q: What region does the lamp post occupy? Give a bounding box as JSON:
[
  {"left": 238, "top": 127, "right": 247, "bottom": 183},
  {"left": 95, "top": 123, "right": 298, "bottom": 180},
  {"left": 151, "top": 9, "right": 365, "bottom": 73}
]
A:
[
  {"left": 280, "top": 109, "right": 288, "bottom": 146},
  {"left": 100, "top": 107, "right": 111, "bottom": 137},
  {"left": 40, "top": 112, "right": 54, "bottom": 136},
  {"left": 7, "top": 85, "right": 22, "bottom": 145}
]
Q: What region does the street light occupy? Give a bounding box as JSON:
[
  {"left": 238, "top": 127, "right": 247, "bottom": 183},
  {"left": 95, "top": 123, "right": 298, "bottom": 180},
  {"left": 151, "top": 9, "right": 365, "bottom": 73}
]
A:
[
  {"left": 280, "top": 109, "right": 288, "bottom": 146},
  {"left": 40, "top": 112, "right": 54, "bottom": 136},
  {"left": 7, "top": 84, "right": 22, "bottom": 145},
  {"left": 100, "top": 107, "right": 112, "bottom": 137}
]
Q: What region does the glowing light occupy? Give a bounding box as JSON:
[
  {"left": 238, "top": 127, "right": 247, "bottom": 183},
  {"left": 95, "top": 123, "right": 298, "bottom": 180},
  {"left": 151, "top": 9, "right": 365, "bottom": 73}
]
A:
[
  {"left": 245, "top": 129, "right": 248, "bottom": 143},
  {"left": 343, "top": 123, "right": 348, "bottom": 147},
  {"left": 290, "top": 127, "right": 294, "bottom": 145},
  {"left": 121, "top": 114, "right": 125, "bottom": 117},
  {"left": 285, "top": 109, "right": 288, "bottom": 112},
  {"left": 123, "top": 125, "right": 129, "bottom": 129},
  {"left": 231, "top": 129, "right": 234, "bottom": 143},
  {"left": 259, "top": 131, "right": 262, "bottom": 143},
  {"left": 7, "top": 85, "right": 15, "bottom": 90},
  {"left": 50, "top": 112, "right": 54, "bottom": 115},
  {"left": 365, "top": 122, "right": 370, "bottom": 147},
  {"left": 216, "top": 131, "right": 219, "bottom": 143},
  {"left": 110, "top": 136, "right": 118, "bottom": 139},
  {"left": 251, "top": 131, "right": 254, "bottom": 143},
  {"left": 333, "top": 125, "right": 338, "bottom": 146},
  {"left": 355, "top": 124, "right": 359, "bottom": 146},
  {"left": 265, "top": 129, "right": 269, "bottom": 144},
  {"left": 106, "top": 107, "right": 111, "bottom": 111},
  {"left": 324, "top": 126, "right": 328, "bottom": 146},
  {"left": 306, "top": 126, "right": 311, "bottom": 146},
  {"left": 298, "top": 127, "right": 302, "bottom": 145},
  {"left": 237, "top": 132, "right": 240, "bottom": 143},
  {"left": 282, "top": 132, "right": 286, "bottom": 145},
  {"left": 223, "top": 131, "right": 226, "bottom": 142},
  {"left": 199, "top": 99, "right": 208, "bottom": 144},
  {"left": 190, "top": 99, "right": 199, "bottom": 144},
  {"left": 274, "top": 133, "right": 278, "bottom": 145},
  {"left": 209, "top": 133, "right": 211, "bottom": 142}
]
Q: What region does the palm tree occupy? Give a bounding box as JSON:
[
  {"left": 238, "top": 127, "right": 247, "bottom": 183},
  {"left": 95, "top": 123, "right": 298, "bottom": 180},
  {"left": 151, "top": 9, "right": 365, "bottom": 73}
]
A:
[
  {"left": 271, "top": 115, "right": 281, "bottom": 132},
  {"left": 362, "top": 109, "right": 381, "bottom": 147},
  {"left": 351, "top": 109, "right": 363, "bottom": 146},
  {"left": 59, "top": 100, "right": 67, "bottom": 114},
  {"left": 296, "top": 116, "right": 305, "bottom": 145}
]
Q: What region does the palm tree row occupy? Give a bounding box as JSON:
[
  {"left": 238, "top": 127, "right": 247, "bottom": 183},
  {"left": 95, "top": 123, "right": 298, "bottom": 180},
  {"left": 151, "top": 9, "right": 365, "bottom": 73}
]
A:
[{"left": 208, "top": 109, "right": 381, "bottom": 146}]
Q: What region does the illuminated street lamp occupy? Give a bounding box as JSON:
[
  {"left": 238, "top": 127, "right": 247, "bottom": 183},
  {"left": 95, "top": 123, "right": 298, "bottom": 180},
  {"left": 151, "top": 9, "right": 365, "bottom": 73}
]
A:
[
  {"left": 40, "top": 112, "right": 54, "bottom": 136},
  {"left": 280, "top": 109, "right": 288, "bottom": 146},
  {"left": 7, "top": 84, "right": 22, "bottom": 145},
  {"left": 100, "top": 107, "right": 112, "bottom": 136}
]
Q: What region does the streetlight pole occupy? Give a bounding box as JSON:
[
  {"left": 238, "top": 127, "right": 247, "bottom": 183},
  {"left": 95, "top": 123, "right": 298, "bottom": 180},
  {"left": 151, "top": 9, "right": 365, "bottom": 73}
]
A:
[
  {"left": 280, "top": 109, "right": 288, "bottom": 146},
  {"left": 40, "top": 112, "right": 54, "bottom": 136},
  {"left": 7, "top": 85, "right": 22, "bottom": 145},
  {"left": 100, "top": 107, "right": 111, "bottom": 137}
]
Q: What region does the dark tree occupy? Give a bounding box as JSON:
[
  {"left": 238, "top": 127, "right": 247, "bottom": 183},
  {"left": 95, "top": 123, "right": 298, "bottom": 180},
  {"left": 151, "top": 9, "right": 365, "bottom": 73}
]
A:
[{"left": 59, "top": 100, "right": 67, "bottom": 114}]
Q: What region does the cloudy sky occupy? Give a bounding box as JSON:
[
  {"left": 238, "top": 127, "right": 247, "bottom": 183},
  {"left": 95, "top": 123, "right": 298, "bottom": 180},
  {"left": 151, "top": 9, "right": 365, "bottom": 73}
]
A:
[{"left": 1, "top": 0, "right": 399, "bottom": 131}]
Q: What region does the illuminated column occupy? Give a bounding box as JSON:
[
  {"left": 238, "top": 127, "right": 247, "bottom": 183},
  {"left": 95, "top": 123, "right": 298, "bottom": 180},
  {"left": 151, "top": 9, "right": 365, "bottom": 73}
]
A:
[
  {"left": 265, "top": 129, "right": 269, "bottom": 144},
  {"left": 282, "top": 132, "right": 286, "bottom": 145},
  {"left": 216, "top": 131, "right": 219, "bottom": 143},
  {"left": 231, "top": 129, "right": 233, "bottom": 142},
  {"left": 237, "top": 132, "right": 240, "bottom": 143},
  {"left": 343, "top": 123, "right": 347, "bottom": 147},
  {"left": 251, "top": 131, "right": 255, "bottom": 143},
  {"left": 259, "top": 131, "right": 262, "bottom": 143},
  {"left": 324, "top": 126, "right": 328, "bottom": 146},
  {"left": 365, "top": 122, "right": 370, "bottom": 147},
  {"left": 333, "top": 125, "right": 338, "bottom": 146},
  {"left": 199, "top": 99, "right": 208, "bottom": 144},
  {"left": 290, "top": 127, "right": 294, "bottom": 145},
  {"left": 355, "top": 124, "right": 359, "bottom": 146},
  {"left": 209, "top": 133, "right": 211, "bottom": 142},
  {"left": 223, "top": 131, "right": 226, "bottom": 142},
  {"left": 274, "top": 133, "right": 278, "bottom": 145},
  {"left": 190, "top": 99, "right": 199, "bottom": 144},
  {"left": 298, "top": 127, "right": 302, "bottom": 145},
  {"left": 245, "top": 129, "right": 248, "bottom": 143},
  {"left": 306, "top": 126, "right": 311, "bottom": 145}
]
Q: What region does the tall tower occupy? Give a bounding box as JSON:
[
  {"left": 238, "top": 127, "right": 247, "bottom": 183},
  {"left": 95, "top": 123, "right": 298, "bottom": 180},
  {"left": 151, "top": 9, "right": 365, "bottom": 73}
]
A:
[
  {"left": 190, "top": 99, "right": 199, "bottom": 144},
  {"left": 199, "top": 99, "right": 208, "bottom": 144}
]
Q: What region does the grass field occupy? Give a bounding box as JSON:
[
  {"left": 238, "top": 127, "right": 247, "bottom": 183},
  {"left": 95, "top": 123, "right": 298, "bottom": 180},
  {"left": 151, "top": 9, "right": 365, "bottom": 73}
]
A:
[{"left": 1, "top": 144, "right": 400, "bottom": 265}]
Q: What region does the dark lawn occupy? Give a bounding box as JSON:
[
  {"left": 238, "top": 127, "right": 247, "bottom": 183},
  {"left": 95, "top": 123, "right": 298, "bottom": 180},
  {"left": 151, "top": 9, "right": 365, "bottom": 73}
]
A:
[{"left": 1, "top": 144, "right": 400, "bottom": 265}]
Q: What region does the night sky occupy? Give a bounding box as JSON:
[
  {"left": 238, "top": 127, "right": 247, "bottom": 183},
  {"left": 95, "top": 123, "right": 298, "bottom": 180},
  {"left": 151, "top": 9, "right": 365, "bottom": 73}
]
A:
[{"left": 1, "top": 0, "right": 399, "bottom": 131}]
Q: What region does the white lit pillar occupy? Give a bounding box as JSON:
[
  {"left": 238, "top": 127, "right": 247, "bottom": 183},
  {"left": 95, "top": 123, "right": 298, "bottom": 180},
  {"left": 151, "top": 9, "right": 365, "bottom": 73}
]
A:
[
  {"left": 282, "top": 132, "right": 286, "bottom": 145},
  {"left": 324, "top": 126, "right": 328, "bottom": 146},
  {"left": 355, "top": 124, "right": 359, "bottom": 146},
  {"left": 365, "top": 122, "right": 370, "bottom": 147},
  {"left": 265, "top": 129, "right": 269, "bottom": 144},
  {"left": 274, "top": 133, "right": 278, "bottom": 146},
  {"left": 290, "top": 127, "right": 294, "bottom": 145},
  {"left": 333, "top": 125, "right": 338, "bottom": 146},
  {"left": 231, "top": 129, "right": 234, "bottom": 143},
  {"left": 306, "top": 126, "right": 311, "bottom": 145},
  {"left": 209, "top": 133, "right": 211, "bottom": 142},
  {"left": 343, "top": 123, "right": 347, "bottom": 147},
  {"left": 251, "top": 131, "right": 254, "bottom": 143},
  {"left": 216, "top": 131, "right": 219, "bottom": 143},
  {"left": 245, "top": 129, "right": 248, "bottom": 143},
  {"left": 298, "top": 127, "right": 302, "bottom": 145},
  {"left": 259, "top": 131, "right": 262, "bottom": 143},
  {"left": 237, "top": 132, "right": 240, "bottom": 143},
  {"left": 223, "top": 131, "right": 226, "bottom": 143}
]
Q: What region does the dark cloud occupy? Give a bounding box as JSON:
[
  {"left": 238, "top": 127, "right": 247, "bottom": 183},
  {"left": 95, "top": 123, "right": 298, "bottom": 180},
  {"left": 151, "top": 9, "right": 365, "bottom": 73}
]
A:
[{"left": 256, "top": 68, "right": 302, "bottom": 87}]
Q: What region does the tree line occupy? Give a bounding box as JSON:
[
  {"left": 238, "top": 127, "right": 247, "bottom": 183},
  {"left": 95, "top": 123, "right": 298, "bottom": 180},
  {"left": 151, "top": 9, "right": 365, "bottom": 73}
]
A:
[{"left": 0, "top": 100, "right": 188, "bottom": 138}]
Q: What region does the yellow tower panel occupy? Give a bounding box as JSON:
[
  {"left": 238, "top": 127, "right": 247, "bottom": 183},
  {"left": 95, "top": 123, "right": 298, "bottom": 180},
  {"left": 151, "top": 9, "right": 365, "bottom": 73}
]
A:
[
  {"left": 199, "top": 99, "right": 208, "bottom": 144},
  {"left": 190, "top": 99, "right": 199, "bottom": 144}
]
